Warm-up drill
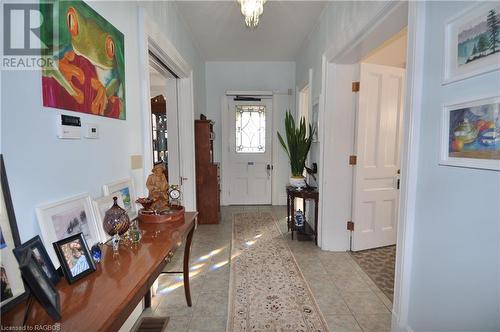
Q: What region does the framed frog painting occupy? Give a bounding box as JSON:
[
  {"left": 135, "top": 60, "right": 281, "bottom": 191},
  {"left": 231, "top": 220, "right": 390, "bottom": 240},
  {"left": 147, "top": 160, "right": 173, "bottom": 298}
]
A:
[{"left": 40, "top": 0, "right": 126, "bottom": 120}]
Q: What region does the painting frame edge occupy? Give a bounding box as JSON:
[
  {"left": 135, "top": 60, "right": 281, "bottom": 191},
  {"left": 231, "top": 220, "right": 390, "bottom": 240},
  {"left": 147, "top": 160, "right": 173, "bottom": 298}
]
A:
[
  {"left": 439, "top": 94, "right": 500, "bottom": 171},
  {"left": 442, "top": 2, "right": 500, "bottom": 85},
  {"left": 102, "top": 177, "right": 138, "bottom": 219},
  {"left": 0, "top": 155, "right": 28, "bottom": 313}
]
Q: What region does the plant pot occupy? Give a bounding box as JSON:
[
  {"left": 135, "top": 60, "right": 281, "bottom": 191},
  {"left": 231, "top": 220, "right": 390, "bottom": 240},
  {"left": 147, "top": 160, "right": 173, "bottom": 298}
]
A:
[{"left": 289, "top": 176, "right": 306, "bottom": 188}]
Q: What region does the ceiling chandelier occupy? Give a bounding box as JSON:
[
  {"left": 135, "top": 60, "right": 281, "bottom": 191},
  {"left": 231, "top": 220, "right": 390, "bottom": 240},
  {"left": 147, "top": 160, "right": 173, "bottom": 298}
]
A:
[{"left": 237, "top": 0, "right": 266, "bottom": 28}]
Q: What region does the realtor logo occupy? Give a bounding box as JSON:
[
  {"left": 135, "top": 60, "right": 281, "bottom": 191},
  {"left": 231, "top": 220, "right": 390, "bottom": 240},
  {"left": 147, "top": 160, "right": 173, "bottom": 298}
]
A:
[{"left": 2, "top": 3, "right": 54, "bottom": 69}]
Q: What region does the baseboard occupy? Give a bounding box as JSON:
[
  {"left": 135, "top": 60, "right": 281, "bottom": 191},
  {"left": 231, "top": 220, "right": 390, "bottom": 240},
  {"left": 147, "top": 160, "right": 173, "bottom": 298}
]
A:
[{"left": 391, "top": 312, "right": 414, "bottom": 332}]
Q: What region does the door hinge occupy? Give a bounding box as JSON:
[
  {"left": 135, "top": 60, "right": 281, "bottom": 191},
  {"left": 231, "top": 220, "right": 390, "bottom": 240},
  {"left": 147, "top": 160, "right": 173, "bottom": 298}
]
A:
[
  {"left": 349, "top": 155, "right": 357, "bottom": 165},
  {"left": 347, "top": 221, "right": 354, "bottom": 231},
  {"left": 352, "top": 82, "right": 360, "bottom": 92}
]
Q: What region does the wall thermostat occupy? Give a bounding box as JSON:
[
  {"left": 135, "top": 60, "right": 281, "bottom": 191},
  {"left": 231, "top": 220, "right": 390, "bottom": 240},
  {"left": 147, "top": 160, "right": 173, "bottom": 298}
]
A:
[
  {"left": 84, "top": 124, "right": 99, "bottom": 139},
  {"left": 57, "top": 115, "right": 81, "bottom": 139}
]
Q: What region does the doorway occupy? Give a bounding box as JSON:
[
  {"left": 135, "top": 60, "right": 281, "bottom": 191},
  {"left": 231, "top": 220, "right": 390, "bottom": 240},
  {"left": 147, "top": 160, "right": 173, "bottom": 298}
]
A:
[
  {"left": 224, "top": 95, "right": 273, "bottom": 205},
  {"left": 148, "top": 52, "right": 180, "bottom": 184}
]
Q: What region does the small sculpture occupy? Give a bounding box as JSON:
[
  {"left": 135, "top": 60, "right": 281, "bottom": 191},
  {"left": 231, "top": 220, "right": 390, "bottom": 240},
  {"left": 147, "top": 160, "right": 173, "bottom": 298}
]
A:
[{"left": 146, "top": 163, "right": 169, "bottom": 212}]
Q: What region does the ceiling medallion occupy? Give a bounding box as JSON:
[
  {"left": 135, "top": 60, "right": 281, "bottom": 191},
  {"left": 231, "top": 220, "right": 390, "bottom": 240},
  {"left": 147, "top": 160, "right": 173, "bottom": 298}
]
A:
[{"left": 237, "top": 0, "right": 266, "bottom": 27}]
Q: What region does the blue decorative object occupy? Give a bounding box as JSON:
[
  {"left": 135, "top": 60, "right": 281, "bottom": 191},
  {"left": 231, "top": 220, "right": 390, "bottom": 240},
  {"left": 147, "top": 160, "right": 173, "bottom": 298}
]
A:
[
  {"left": 294, "top": 210, "right": 305, "bottom": 228},
  {"left": 90, "top": 243, "right": 102, "bottom": 263}
]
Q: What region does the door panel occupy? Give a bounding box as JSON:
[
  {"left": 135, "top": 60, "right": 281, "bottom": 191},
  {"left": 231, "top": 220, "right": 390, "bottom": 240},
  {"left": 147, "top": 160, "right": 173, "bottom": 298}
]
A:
[
  {"left": 227, "top": 99, "right": 272, "bottom": 205},
  {"left": 352, "top": 63, "right": 405, "bottom": 251}
]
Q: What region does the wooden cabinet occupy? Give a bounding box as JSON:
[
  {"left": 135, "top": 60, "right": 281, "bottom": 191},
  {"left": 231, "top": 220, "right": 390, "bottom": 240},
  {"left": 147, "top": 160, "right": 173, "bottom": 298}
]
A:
[{"left": 195, "top": 119, "right": 220, "bottom": 224}]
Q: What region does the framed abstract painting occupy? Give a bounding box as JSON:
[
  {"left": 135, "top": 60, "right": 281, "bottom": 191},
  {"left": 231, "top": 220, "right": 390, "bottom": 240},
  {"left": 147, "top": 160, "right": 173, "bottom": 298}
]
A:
[
  {"left": 443, "top": 3, "right": 500, "bottom": 84},
  {"left": 440, "top": 95, "right": 500, "bottom": 170},
  {"left": 36, "top": 193, "right": 102, "bottom": 267},
  {"left": 40, "top": 0, "right": 126, "bottom": 119}
]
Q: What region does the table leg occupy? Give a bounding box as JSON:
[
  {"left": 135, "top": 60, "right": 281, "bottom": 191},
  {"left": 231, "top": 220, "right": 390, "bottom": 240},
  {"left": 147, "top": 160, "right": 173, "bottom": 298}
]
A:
[
  {"left": 183, "top": 224, "right": 195, "bottom": 307},
  {"left": 144, "top": 289, "right": 151, "bottom": 309},
  {"left": 314, "top": 198, "right": 319, "bottom": 246},
  {"left": 287, "top": 192, "right": 290, "bottom": 232},
  {"left": 291, "top": 196, "right": 295, "bottom": 240}
]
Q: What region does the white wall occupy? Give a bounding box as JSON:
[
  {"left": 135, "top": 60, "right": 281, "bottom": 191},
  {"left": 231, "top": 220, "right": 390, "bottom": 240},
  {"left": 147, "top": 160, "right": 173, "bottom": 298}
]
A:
[
  {"left": 407, "top": 2, "right": 500, "bottom": 330},
  {"left": 363, "top": 28, "right": 407, "bottom": 68},
  {"left": 1, "top": 1, "right": 204, "bottom": 243},
  {"left": 205, "top": 61, "right": 296, "bottom": 205}
]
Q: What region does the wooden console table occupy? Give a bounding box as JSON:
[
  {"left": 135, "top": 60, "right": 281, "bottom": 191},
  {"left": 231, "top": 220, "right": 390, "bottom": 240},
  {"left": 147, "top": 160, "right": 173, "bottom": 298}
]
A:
[
  {"left": 286, "top": 186, "right": 319, "bottom": 245},
  {"left": 1, "top": 212, "right": 197, "bottom": 332}
]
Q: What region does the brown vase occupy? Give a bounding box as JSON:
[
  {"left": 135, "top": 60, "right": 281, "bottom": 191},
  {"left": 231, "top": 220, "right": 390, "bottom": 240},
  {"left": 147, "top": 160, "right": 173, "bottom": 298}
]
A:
[{"left": 103, "top": 197, "right": 131, "bottom": 236}]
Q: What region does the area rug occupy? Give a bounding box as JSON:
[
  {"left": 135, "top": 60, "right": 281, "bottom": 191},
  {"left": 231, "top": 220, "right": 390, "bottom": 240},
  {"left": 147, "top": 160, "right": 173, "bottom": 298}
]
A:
[
  {"left": 227, "top": 212, "right": 329, "bottom": 332},
  {"left": 350, "top": 245, "right": 396, "bottom": 301}
]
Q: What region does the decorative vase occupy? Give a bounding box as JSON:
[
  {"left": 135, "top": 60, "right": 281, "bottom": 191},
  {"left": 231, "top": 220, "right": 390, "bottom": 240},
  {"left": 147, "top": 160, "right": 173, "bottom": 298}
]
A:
[
  {"left": 103, "top": 197, "right": 131, "bottom": 238},
  {"left": 289, "top": 176, "right": 306, "bottom": 188}
]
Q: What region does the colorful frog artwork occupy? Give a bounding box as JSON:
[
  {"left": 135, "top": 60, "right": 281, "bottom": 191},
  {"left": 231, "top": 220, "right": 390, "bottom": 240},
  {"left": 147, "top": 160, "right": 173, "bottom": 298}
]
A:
[{"left": 41, "top": 1, "right": 125, "bottom": 119}]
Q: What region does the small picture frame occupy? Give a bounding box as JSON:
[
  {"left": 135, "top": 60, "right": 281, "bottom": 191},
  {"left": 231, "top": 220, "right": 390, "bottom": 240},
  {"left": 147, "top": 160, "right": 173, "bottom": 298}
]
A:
[
  {"left": 53, "top": 233, "right": 96, "bottom": 284},
  {"left": 13, "top": 235, "right": 60, "bottom": 286},
  {"left": 443, "top": 3, "right": 500, "bottom": 84},
  {"left": 440, "top": 95, "right": 500, "bottom": 170},
  {"left": 36, "top": 194, "right": 101, "bottom": 267},
  {"left": 92, "top": 195, "right": 125, "bottom": 242},
  {"left": 103, "top": 178, "right": 137, "bottom": 219},
  {"left": 19, "top": 250, "right": 61, "bottom": 321}
]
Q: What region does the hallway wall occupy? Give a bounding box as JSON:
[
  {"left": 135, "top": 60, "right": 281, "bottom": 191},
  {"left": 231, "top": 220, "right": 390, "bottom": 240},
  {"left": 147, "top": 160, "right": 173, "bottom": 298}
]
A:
[
  {"left": 205, "top": 61, "right": 296, "bottom": 205},
  {"left": 408, "top": 2, "right": 500, "bottom": 330}
]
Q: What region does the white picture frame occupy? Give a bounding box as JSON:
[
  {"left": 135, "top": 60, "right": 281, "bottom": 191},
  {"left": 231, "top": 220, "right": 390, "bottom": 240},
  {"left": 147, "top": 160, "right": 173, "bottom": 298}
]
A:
[
  {"left": 35, "top": 193, "right": 101, "bottom": 267},
  {"left": 102, "top": 178, "right": 137, "bottom": 219},
  {"left": 443, "top": 3, "right": 500, "bottom": 85},
  {"left": 439, "top": 95, "right": 500, "bottom": 171},
  {"left": 92, "top": 194, "right": 125, "bottom": 242}
]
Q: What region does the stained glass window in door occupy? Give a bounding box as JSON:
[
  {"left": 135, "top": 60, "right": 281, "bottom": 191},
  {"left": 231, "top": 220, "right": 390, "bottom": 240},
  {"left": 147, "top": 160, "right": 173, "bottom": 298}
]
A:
[{"left": 235, "top": 105, "right": 266, "bottom": 153}]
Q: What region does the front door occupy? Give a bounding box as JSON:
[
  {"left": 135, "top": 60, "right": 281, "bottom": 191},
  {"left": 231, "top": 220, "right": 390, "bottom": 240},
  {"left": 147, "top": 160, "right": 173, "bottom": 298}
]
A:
[
  {"left": 352, "top": 63, "right": 405, "bottom": 251},
  {"left": 227, "top": 98, "right": 273, "bottom": 205}
]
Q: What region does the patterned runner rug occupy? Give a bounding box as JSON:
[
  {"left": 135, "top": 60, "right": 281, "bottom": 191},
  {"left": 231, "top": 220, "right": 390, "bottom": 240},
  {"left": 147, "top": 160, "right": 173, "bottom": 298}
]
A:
[{"left": 227, "top": 212, "right": 329, "bottom": 332}]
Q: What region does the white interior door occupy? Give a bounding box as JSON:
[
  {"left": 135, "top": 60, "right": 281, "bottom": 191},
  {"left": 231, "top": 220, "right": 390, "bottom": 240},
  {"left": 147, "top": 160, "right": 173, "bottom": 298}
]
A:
[
  {"left": 352, "top": 63, "right": 405, "bottom": 251},
  {"left": 227, "top": 98, "right": 272, "bottom": 205}
]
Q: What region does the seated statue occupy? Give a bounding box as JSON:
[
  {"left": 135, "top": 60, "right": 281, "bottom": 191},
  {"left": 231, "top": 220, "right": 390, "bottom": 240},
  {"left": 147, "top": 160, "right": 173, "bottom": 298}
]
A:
[{"left": 146, "top": 163, "right": 169, "bottom": 212}]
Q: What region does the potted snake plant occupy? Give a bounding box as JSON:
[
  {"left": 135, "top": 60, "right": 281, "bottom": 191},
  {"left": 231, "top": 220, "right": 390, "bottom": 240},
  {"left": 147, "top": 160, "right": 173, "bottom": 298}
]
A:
[{"left": 277, "top": 111, "right": 315, "bottom": 188}]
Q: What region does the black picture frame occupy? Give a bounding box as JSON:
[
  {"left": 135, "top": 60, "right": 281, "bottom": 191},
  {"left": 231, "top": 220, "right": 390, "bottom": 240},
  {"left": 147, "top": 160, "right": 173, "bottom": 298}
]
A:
[
  {"left": 19, "top": 250, "right": 61, "bottom": 321},
  {"left": 53, "top": 233, "right": 96, "bottom": 284},
  {"left": 1, "top": 154, "right": 28, "bottom": 313},
  {"left": 13, "top": 236, "right": 60, "bottom": 286}
]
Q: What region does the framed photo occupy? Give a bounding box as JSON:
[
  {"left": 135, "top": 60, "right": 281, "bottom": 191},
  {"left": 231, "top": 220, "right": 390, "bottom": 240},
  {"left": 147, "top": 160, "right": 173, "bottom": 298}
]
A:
[
  {"left": 19, "top": 250, "right": 61, "bottom": 321},
  {"left": 440, "top": 95, "right": 500, "bottom": 170},
  {"left": 53, "top": 233, "right": 96, "bottom": 284},
  {"left": 36, "top": 193, "right": 101, "bottom": 267},
  {"left": 13, "top": 235, "right": 60, "bottom": 286},
  {"left": 443, "top": 3, "right": 500, "bottom": 84},
  {"left": 0, "top": 155, "right": 27, "bottom": 313},
  {"left": 103, "top": 178, "right": 137, "bottom": 218},
  {"left": 92, "top": 194, "right": 125, "bottom": 242}
]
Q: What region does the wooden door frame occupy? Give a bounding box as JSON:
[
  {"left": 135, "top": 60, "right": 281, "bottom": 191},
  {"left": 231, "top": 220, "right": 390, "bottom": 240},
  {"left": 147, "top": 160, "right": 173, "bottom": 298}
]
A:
[
  {"left": 319, "top": 2, "right": 426, "bottom": 331},
  {"left": 138, "top": 8, "right": 196, "bottom": 212},
  {"left": 221, "top": 91, "right": 274, "bottom": 206}
]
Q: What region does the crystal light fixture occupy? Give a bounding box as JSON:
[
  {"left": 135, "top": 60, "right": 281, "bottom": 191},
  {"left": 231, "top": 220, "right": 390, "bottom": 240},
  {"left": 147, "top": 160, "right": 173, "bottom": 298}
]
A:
[{"left": 237, "top": 0, "right": 266, "bottom": 27}]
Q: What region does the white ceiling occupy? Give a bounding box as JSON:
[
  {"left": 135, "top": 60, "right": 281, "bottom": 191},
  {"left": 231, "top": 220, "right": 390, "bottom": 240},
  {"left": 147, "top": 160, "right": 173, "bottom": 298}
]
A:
[{"left": 175, "top": 1, "right": 327, "bottom": 61}]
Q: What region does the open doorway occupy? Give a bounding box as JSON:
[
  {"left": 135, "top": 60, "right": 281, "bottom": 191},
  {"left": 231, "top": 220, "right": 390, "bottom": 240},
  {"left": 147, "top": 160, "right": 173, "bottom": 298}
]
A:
[
  {"left": 148, "top": 52, "right": 181, "bottom": 185},
  {"left": 349, "top": 28, "right": 407, "bottom": 301}
]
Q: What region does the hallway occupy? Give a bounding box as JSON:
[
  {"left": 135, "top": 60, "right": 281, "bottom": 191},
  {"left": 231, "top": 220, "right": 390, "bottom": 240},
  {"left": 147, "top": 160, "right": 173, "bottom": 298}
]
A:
[{"left": 146, "top": 206, "right": 392, "bottom": 332}]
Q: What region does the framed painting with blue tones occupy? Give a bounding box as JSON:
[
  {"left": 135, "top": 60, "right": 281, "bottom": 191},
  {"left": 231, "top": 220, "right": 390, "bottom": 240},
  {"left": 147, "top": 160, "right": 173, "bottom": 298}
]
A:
[
  {"left": 36, "top": 193, "right": 102, "bottom": 268},
  {"left": 102, "top": 178, "right": 137, "bottom": 219},
  {"left": 440, "top": 95, "right": 500, "bottom": 170},
  {"left": 443, "top": 3, "right": 500, "bottom": 84}
]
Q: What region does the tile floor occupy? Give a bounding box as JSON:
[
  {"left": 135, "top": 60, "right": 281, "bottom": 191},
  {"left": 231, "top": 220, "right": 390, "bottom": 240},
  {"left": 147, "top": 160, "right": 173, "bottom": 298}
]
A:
[{"left": 143, "top": 206, "right": 393, "bottom": 332}]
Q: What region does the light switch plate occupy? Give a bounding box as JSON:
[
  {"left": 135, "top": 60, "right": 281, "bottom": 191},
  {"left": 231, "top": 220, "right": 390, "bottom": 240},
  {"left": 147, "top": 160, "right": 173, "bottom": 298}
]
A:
[
  {"left": 131, "top": 155, "right": 143, "bottom": 170},
  {"left": 84, "top": 124, "right": 99, "bottom": 139}
]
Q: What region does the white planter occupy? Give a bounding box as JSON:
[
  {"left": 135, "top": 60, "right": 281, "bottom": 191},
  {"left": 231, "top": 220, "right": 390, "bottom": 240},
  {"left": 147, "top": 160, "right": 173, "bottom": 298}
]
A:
[{"left": 289, "top": 176, "right": 306, "bottom": 188}]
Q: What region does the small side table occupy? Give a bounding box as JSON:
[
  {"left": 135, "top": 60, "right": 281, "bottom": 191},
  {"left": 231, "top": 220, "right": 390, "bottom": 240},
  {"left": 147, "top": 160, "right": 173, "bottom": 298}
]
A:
[{"left": 286, "top": 186, "right": 319, "bottom": 245}]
